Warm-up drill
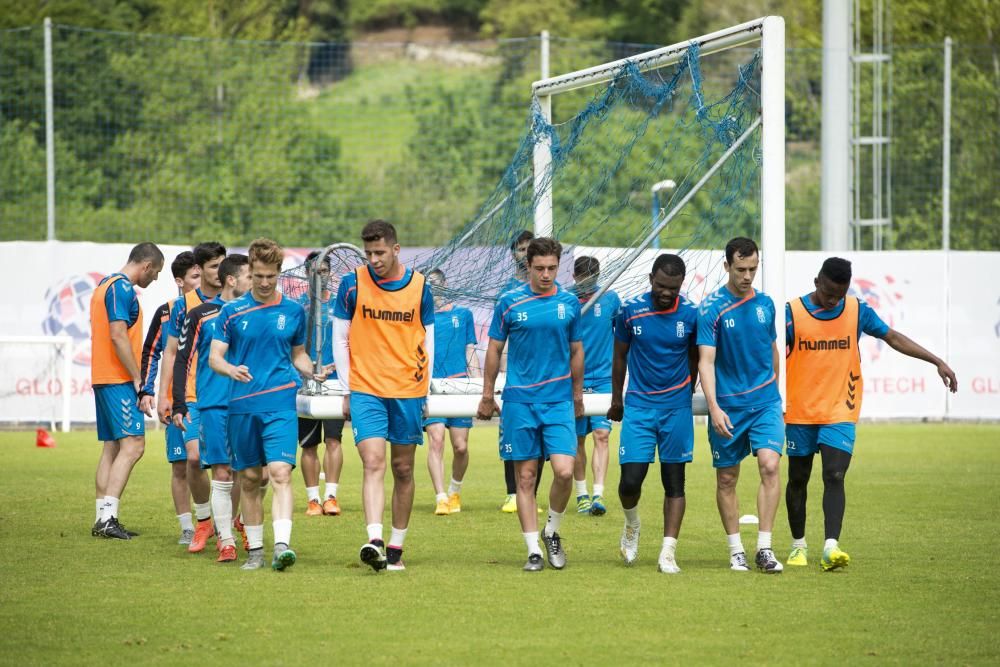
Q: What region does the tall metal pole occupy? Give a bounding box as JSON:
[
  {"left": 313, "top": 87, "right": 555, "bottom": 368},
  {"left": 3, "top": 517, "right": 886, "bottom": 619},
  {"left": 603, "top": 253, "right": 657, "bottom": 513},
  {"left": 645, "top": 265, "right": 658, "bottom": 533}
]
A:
[
  {"left": 533, "top": 31, "right": 553, "bottom": 238},
  {"left": 821, "top": 2, "right": 850, "bottom": 251},
  {"left": 942, "top": 36, "right": 952, "bottom": 251},
  {"left": 44, "top": 17, "right": 56, "bottom": 241},
  {"left": 761, "top": 16, "right": 787, "bottom": 406}
]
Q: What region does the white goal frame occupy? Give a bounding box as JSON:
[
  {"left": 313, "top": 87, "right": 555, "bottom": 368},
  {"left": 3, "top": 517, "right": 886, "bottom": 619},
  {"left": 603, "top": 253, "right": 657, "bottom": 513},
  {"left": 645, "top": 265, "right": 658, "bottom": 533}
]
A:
[
  {"left": 298, "top": 17, "right": 785, "bottom": 420},
  {"left": 0, "top": 335, "right": 74, "bottom": 432}
]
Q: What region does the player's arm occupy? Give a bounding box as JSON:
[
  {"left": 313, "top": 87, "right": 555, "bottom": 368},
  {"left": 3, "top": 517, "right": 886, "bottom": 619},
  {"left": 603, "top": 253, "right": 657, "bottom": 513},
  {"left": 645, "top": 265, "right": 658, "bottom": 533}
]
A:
[
  {"left": 209, "top": 338, "right": 251, "bottom": 383},
  {"left": 882, "top": 329, "right": 958, "bottom": 392},
  {"left": 292, "top": 343, "right": 328, "bottom": 383},
  {"left": 570, "top": 340, "right": 585, "bottom": 418},
  {"left": 171, "top": 314, "right": 197, "bottom": 425},
  {"left": 423, "top": 323, "right": 435, "bottom": 394},
  {"left": 138, "top": 305, "right": 165, "bottom": 414},
  {"left": 332, "top": 316, "right": 352, "bottom": 419},
  {"left": 687, "top": 341, "right": 700, "bottom": 394},
  {"left": 608, "top": 339, "right": 629, "bottom": 421},
  {"left": 477, "top": 337, "right": 505, "bottom": 419},
  {"left": 108, "top": 320, "right": 142, "bottom": 394},
  {"left": 157, "top": 334, "right": 177, "bottom": 424},
  {"left": 465, "top": 344, "right": 482, "bottom": 378},
  {"left": 698, "top": 345, "right": 733, "bottom": 439}
]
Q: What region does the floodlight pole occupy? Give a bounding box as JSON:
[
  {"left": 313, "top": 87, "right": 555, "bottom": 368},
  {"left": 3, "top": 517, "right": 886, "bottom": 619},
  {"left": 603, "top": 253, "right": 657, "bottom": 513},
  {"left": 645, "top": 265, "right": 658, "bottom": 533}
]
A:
[
  {"left": 650, "top": 179, "right": 676, "bottom": 250},
  {"left": 761, "top": 15, "right": 786, "bottom": 407},
  {"left": 44, "top": 17, "right": 56, "bottom": 241}
]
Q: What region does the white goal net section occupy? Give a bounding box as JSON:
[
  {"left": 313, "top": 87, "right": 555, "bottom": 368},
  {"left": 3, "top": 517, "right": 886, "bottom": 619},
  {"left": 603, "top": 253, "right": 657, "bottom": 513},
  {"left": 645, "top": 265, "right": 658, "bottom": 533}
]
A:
[
  {"left": 298, "top": 16, "right": 785, "bottom": 420},
  {"left": 0, "top": 336, "right": 74, "bottom": 431}
]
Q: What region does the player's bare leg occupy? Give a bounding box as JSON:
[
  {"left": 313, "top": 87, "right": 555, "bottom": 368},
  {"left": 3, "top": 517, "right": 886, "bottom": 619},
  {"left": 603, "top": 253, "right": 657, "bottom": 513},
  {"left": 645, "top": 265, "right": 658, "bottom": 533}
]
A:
[
  {"left": 590, "top": 428, "right": 610, "bottom": 515},
  {"left": 542, "top": 454, "right": 574, "bottom": 569},
  {"left": 268, "top": 461, "right": 296, "bottom": 570},
  {"left": 716, "top": 464, "right": 749, "bottom": 571},
  {"left": 447, "top": 427, "right": 470, "bottom": 512},
  {"left": 426, "top": 423, "right": 448, "bottom": 511},
  {"left": 753, "top": 449, "right": 783, "bottom": 573},
  {"left": 357, "top": 437, "right": 388, "bottom": 571},
  {"left": 185, "top": 439, "right": 213, "bottom": 552},
  {"left": 323, "top": 436, "right": 343, "bottom": 512},
  {"left": 238, "top": 466, "right": 265, "bottom": 570},
  {"left": 573, "top": 436, "right": 591, "bottom": 513},
  {"left": 170, "top": 461, "right": 192, "bottom": 543},
  {"left": 385, "top": 444, "right": 417, "bottom": 570},
  {"left": 300, "top": 444, "right": 321, "bottom": 513}
]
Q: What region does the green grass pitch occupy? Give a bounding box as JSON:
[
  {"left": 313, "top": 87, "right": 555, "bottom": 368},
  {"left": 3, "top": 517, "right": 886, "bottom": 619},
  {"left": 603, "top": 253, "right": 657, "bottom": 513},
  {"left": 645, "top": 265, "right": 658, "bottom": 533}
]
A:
[{"left": 1, "top": 423, "right": 998, "bottom": 665}]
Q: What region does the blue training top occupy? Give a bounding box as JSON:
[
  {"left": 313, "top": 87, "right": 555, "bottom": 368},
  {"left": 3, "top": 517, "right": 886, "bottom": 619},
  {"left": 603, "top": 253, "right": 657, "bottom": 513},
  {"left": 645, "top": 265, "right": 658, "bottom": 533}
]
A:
[
  {"left": 432, "top": 304, "right": 478, "bottom": 378},
  {"left": 489, "top": 283, "right": 581, "bottom": 403},
  {"left": 216, "top": 292, "right": 306, "bottom": 414},
  {"left": 696, "top": 286, "right": 780, "bottom": 410},
  {"left": 295, "top": 291, "right": 337, "bottom": 376},
  {"left": 614, "top": 292, "right": 698, "bottom": 410},
  {"left": 573, "top": 288, "right": 621, "bottom": 392}
]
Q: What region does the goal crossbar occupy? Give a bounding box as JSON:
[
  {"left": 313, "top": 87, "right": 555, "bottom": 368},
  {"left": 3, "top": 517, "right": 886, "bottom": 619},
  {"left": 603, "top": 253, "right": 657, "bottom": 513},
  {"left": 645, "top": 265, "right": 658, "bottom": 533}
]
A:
[{"left": 532, "top": 17, "right": 768, "bottom": 97}]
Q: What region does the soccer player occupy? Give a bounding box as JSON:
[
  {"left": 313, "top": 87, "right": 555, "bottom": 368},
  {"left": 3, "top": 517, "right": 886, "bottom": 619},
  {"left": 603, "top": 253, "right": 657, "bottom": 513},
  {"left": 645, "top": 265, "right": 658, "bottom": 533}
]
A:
[
  {"left": 697, "top": 237, "right": 785, "bottom": 574},
  {"left": 783, "top": 257, "right": 958, "bottom": 571},
  {"left": 173, "top": 254, "right": 250, "bottom": 563},
  {"left": 91, "top": 242, "right": 164, "bottom": 539},
  {"left": 209, "top": 238, "right": 325, "bottom": 572},
  {"left": 296, "top": 250, "right": 346, "bottom": 517},
  {"left": 478, "top": 237, "right": 584, "bottom": 572},
  {"left": 333, "top": 220, "right": 435, "bottom": 572},
  {"left": 571, "top": 256, "right": 621, "bottom": 516},
  {"left": 424, "top": 269, "right": 480, "bottom": 515},
  {"left": 158, "top": 241, "right": 226, "bottom": 553},
  {"left": 498, "top": 229, "right": 545, "bottom": 514},
  {"left": 608, "top": 254, "right": 698, "bottom": 574},
  {"left": 138, "top": 251, "right": 200, "bottom": 544}
]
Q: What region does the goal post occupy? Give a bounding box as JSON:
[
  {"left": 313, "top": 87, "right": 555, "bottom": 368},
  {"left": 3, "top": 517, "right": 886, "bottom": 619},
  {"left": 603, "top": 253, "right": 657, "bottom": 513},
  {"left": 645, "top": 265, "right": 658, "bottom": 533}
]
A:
[
  {"left": 531, "top": 15, "right": 786, "bottom": 407},
  {"left": 0, "top": 335, "right": 74, "bottom": 432}
]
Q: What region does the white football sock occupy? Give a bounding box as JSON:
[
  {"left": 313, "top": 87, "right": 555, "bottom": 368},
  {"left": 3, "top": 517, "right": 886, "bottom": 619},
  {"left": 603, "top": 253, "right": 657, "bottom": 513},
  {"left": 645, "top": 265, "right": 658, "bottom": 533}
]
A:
[
  {"left": 543, "top": 508, "right": 564, "bottom": 537},
  {"left": 574, "top": 479, "right": 588, "bottom": 496},
  {"left": 177, "top": 512, "right": 194, "bottom": 532},
  {"left": 623, "top": 505, "right": 640, "bottom": 528},
  {"left": 389, "top": 526, "right": 408, "bottom": 549},
  {"left": 435, "top": 492, "right": 448, "bottom": 503},
  {"left": 727, "top": 533, "right": 744, "bottom": 555},
  {"left": 246, "top": 525, "right": 264, "bottom": 550},
  {"left": 824, "top": 538, "right": 839, "bottom": 551},
  {"left": 791, "top": 537, "right": 807, "bottom": 549},
  {"left": 661, "top": 536, "right": 678, "bottom": 557},
  {"left": 101, "top": 496, "right": 120, "bottom": 521},
  {"left": 210, "top": 480, "right": 233, "bottom": 541},
  {"left": 96, "top": 499, "right": 103, "bottom": 523},
  {"left": 306, "top": 486, "right": 320, "bottom": 503},
  {"left": 273, "top": 518, "right": 292, "bottom": 546},
  {"left": 366, "top": 523, "right": 383, "bottom": 543},
  {"left": 757, "top": 531, "right": 772, "bottom": 550},
  {"left": 593, "top": 484, "right": 604, "bottom": 498},
  {"left": 447, "top": 478, "right": 462, "bottom": 495},
  {"left": 523, "top": 531, "right": 542, "bottom": 556},
  {"left": 325, "top": 482, "right": 338, "bottom": 499},
  {"left": 194, "top": 501, "right": 211, "bottom": 522}
]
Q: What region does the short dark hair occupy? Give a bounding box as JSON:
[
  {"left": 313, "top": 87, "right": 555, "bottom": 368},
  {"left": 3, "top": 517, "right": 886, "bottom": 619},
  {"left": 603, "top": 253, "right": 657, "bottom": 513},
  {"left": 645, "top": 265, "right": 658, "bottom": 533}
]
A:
[
  {"left": 510, "top": 229, "right": 534, "bottom": 252},
  {"left": 361, "top": 219, "right": 397, "bottom": 245},
  {"left": 305, "top": 249, "right": 333, "bottom": 271},
  {"left": 192, "top": 241, "right": 226, "bottom": 267},
  {"left": 819, "top": 257, "right": 852, "bottom": 285},
  {"left": 574, "top": 256, "right": 600, "bottom": 277},
  {"left": 427, "top": 268, "right": 445, "bottom": 282},
  {"left": 724, "top": 237, "right": 759, "bottom": 264},
  {"left": 127, "top": 242, "right": 164, "bottom": 266},
  {"left": 218, "top": 254, "right": 249, "bottom": 284},
  {"left": 651, "top": 253, "right": 686, "bottom": 278},
  {"left": 526, "top": 237, "right": 562, "bottom": 265},
  {"left": 170, "top": 251, "right": 197, "bottom": 280}
]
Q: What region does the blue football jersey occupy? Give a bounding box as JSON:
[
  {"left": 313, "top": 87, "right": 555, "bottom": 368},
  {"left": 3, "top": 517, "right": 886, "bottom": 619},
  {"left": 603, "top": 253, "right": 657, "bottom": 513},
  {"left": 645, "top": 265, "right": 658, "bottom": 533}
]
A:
[
  {"left": 614, "top": 292, "right": 698, "bottom": 409},
  {"left": 574, "top": 288, "right": 621, "bottom": 391},
  {"left": 432, "top": 305, "right": 478, "bottom": 378},
  {"left": 189, "top": 297, "right": 230, "bottom": 410},
  {"left": 785, "top": 295, "right": 889, "bottom": 347},
  {"left": 696, "top": 287, "right": 780, "bottom": 410},
  {"left": 489, "top": 284, "right": 581, "bottom": 403},
  {"left": 217, "top": 293, "right": 307, "bottom": 414},
  {"left": 101, "top": 273, "right": 139, "bottom": 327}
]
